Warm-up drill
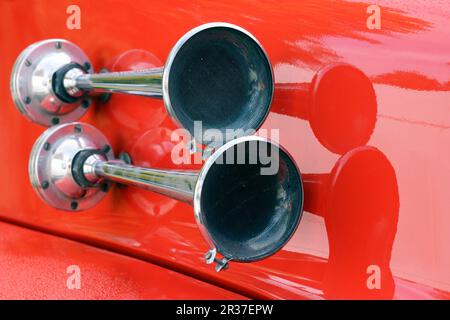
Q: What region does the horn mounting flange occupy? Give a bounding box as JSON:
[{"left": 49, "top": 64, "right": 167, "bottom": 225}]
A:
[
  {"left": 10, "top": 39, "right": 92, "bottom": 126},
  {"left": 29, "top": 122, "right": 114, "bottom": 211}
]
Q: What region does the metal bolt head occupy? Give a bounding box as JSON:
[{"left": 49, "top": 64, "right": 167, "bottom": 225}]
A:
[
  {"left": 74, "top": 124, "right": 82, "bottom": 133},
  {"left": 81, "top": 99, "right": 91, "bottom": 109},
  {"left": 101, "top": 183, "right": 109, "bottom": 193},
  {"left": 70, "top": 201, "right": 78, "bottom": 210},
  {"left": 119, "top": 152, "right": 132, "bottom": 165}
]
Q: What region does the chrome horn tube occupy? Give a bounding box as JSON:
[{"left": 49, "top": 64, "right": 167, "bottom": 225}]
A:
[
  {"left": 71, "top": 68, "right": 165, "bottom": 98},
  {"left": 29, "top": 123, "right": 303, "bottom": 271},
  {"left": 11, "top": 23, "right": 274, "bottom": 143},
  {"left": 88, "top": 161, "right": 198, "bottom": 204}
]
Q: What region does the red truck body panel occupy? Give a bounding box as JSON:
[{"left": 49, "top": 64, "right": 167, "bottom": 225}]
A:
[{"left": 0, "top": 0, "right": 448, "bottom": 299}]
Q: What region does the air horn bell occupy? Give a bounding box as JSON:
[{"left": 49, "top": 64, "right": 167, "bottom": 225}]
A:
[
  {"left": 29, "top": 123, "right": 303, "bottom": 271},
  {"left": 11, "top": 23, "right": 273, "bottom": 142}
]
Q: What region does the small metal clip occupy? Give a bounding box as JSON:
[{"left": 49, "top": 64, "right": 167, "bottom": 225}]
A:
[
  {"left": 204, "top": 249, "right": 230, "bottom": 272},
  {"left": 202, "top": 140, "right": 224, "bottom": 160},
  {"left": 204, "top": 248, "right": 217, "bottom": 264},
  {"left": 214, "top": 258, "right": 230, "bottom": 272},
  {"left": 202, "top": 144, "right": 216, "bottom": 160},
  {"left": 186, "top": 138, "right": 198, "bottom": 155}
]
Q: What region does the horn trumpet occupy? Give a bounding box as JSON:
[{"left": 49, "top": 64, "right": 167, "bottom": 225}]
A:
[
  {"left": 11, "top": 23, "right": 274, "bottom": 143},
  {"left": 29, "top": 123, "right": 303, "bottom": 271}
]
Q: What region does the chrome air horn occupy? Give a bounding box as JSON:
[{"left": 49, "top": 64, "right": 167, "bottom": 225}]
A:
[
  {"left": 29, "top": 123, "right": 303, "bottom": 271},
  {"left": 11, "top": 23, "right": 273, "bottom": 141}
]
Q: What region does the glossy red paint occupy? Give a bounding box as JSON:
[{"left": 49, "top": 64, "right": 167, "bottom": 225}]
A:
[
  {"left": 0, "top": 0, "right": 449, "bottom": 299},
  {"left": 0, "top": 221, "right": 245, "bottom": 299},
  {"left": 303, "top": 146, "right": 399, "bottom": 298},
  {"left": 273, "top": 64, "right": 377, "bottom": 155}
]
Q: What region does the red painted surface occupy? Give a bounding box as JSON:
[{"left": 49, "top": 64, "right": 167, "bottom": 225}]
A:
[
  {"left": 0, "top": 221, "right": 245, "bottom": 299},
  {"left": 0, "top": 0, "right": 449, "bottom": 299}
]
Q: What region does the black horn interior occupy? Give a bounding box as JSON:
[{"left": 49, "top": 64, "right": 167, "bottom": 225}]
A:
[
  {"left": 167, "top": 26, "right": 273, "bottom": 140},
  {"left": 199, "top": 139, "right": 303, "bottom": 262}
]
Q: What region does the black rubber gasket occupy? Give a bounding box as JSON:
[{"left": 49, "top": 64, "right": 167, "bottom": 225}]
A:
[
  {"left": 71, "top": 149, "right": 105, "bottom": 188},
  {"left": 52, "top": 62, "right": 86, "bottom": 103}
]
